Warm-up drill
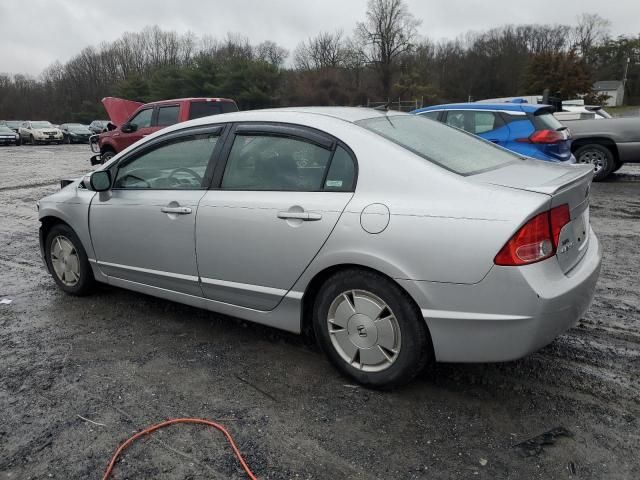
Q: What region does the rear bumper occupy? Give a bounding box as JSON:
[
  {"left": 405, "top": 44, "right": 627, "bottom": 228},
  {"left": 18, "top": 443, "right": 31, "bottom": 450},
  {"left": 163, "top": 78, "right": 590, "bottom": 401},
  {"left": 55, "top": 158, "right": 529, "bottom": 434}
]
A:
[{"left": 398, "top": 229, "right": 602, "bottom": 362}]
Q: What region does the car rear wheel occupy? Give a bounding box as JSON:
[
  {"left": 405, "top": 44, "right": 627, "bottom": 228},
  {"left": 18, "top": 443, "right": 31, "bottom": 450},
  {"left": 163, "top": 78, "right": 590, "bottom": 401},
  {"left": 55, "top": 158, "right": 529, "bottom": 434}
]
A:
[
  {"left": 575, "top": 144, "right": 614, "bottom": 181},
  {"left": 45, "top": 224, "right": 95, "bottom": 296},
  {"left": 313, "top": 269, "right": 432, "bottom": 388}
]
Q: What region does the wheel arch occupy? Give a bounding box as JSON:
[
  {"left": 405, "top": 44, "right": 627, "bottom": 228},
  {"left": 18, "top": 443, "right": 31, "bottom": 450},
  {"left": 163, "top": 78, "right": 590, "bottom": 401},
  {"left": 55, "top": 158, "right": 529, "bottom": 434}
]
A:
[
  {"left": 299, "top": 263, "right": 432, "bottom": 353},
  {"left": 572, "top": 137, "right": 619, "bottom": 163}
]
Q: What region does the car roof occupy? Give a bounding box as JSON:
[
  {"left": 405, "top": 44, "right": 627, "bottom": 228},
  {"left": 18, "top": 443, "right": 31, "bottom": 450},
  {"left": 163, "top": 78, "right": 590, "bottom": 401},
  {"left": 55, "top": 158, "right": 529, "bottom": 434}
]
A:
[
  {"left": 257, "top": 106, "right": 409, "bottom": 123},
  {"left": 414, "top": 102, "right": 548, "bottom": 114},
  {"left": 145, "top": 97, "right": 236, "bottom": 106}
]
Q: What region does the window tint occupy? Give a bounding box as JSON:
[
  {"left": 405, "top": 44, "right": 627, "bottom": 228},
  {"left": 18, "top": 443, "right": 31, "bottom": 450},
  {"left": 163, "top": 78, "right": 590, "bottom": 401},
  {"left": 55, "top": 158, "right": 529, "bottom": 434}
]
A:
[
  {"left": 156, "top": 105, "right": 180, "bottom": 127},
  {"left": 356, "top": 115, "right": 517, "bottom": 176},
  {"left": 189, "top": 101, "right": 238, "bottom": 120},
  {"left": 325, "top": 146, "right": 355, "bottom": 191},
  {"left": 114, "top": 133, "right": 219, "bottom": 189},
  {"left": 532, "top": 110, "right": 564, "bottom": 131},
  {"left": 419, "top": 111, "right": 440, "bottom": 121},
  {"left": 445, "top": 111, "right": 502, "bottom": 134},
  {"left": 221, "top": 135, "right": 332, "bottom": 191},
  {"left": 129, "top": 109, "right": 153, "bottom": 129}
]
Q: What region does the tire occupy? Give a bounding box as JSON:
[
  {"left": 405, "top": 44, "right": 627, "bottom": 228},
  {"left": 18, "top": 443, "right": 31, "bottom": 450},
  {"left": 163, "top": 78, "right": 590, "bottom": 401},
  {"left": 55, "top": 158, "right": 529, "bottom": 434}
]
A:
[
  {"left": 313, "top": 269, "right": 432, "bottom": 389},
  {"left": 44, "top": 224, "right": 95, "bottom": 296},
  {"left": 100, "top": 149, "right": 115, "bottom": 163},
  {"left": 30, "top": 135, "right": 36, "bottom": 145},
  {"left": 612, "top": 161, "right": 624, "bottom": 173},
  {"left": 65, "top": 135, "right": 71, "bottom": 144},
  {"left": 575, "top": 144, "right": 615, "bottom": 181}
]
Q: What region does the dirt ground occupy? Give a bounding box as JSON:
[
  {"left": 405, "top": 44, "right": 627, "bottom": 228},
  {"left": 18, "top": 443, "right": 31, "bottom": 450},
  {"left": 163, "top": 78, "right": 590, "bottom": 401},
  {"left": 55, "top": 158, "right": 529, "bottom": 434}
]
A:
[{"left": 0, "top": 144, "right": 639, "bottom": 480}]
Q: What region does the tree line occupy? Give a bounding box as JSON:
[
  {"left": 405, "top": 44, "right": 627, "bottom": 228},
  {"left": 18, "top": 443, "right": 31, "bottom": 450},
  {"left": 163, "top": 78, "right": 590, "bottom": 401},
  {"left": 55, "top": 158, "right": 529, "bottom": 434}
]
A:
[{"left": 0, "top": 0, "right": 638, "bottom": 123}]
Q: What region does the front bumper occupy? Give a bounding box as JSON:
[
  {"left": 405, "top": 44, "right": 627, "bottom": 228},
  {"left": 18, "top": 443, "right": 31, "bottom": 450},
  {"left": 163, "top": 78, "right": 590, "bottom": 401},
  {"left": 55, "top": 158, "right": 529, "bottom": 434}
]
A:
[{"left": 398, "top": 229, "right": 602, "bottom": 363}]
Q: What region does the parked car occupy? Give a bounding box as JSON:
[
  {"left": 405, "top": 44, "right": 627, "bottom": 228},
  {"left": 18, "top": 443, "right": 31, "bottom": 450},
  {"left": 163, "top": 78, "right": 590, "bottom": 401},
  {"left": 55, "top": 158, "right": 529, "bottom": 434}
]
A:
[
  {"left": 60, "top": 123, "right": 92, "bottom": 144},
  {"left": 413, "top": 103, "right": 575, "bottom": 163},
  {"left": 90, "top": 96, "right": 238, "bottom": 164},
  {"left": 560, "top": 117, "right": 640, "bottom": 180},
  {"left": 561, "top": 103, "right": 611, "bottom": 119},
  {"left": 0, "top": 125, "right": 20, "bottom": 145},
  {"left": 38, "top": 107, "right": 601, "bottom": 388},
  {"left": 2, "top": 120, "right": 24, "bottom": 134},
  {"left": 88, "top": 120, "right": 110, "bottom": 134},
  {"left": 19, "top": 121, "right": 64, "bottom": 145}
]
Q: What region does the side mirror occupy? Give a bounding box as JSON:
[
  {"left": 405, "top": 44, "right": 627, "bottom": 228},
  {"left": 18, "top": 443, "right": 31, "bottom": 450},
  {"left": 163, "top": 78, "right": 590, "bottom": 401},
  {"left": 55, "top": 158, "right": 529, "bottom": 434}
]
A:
[
  {"left": 88, "top": 170, "right": 112, "bottom": 192},
  {"left": 121, "top": 122, "right": 137, "bottom": 133}
]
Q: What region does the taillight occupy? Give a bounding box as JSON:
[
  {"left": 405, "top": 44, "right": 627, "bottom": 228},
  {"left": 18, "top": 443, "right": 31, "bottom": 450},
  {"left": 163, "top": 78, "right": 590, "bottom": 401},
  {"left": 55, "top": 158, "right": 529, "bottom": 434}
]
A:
[
  {"left": 516, "top": 129, "right": 564, "bottom": 144},
  {"left": 494, "top": 205, "right": 571, "bottom": 266}
]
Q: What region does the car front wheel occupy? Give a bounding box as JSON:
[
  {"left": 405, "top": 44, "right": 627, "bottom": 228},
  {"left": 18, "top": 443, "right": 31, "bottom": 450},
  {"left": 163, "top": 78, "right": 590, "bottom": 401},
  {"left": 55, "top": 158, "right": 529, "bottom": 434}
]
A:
[
  {"left": 313, "top": 269, "right": 432, "bottom": 388},
  {"left": 575, "top": 144, "right": 614, "bottom": 181},
  {"left": 45, "top": 224, "right": 95, "bottom": 296},
  {"left": 100, "top": 150, "right": 115, "bottom": 163}
]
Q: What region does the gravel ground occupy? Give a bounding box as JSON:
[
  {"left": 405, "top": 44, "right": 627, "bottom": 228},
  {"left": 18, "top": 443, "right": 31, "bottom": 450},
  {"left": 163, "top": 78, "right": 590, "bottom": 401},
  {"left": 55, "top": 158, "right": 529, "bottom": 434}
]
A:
[{"left": 0, "top": 144, "right": 639, "bottom": 479}]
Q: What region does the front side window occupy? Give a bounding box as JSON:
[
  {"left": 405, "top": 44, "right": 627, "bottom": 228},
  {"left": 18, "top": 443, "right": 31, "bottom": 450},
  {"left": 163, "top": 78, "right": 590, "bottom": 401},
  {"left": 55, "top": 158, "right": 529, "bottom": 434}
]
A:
[
  {"left": 156, "top": 105, "right": 180, "bottom": 127},
  {"left": 357, "top": 114, "right": 517, "bottom": 176},
  {"left": 221, "top": 135, "right": 333, "bottom": 191},
  {"left": 114, "top": 133, "right": 219, "bottom": 189},
  {"left": 129, "top": 109, "right": 153, "bottom": 129}
]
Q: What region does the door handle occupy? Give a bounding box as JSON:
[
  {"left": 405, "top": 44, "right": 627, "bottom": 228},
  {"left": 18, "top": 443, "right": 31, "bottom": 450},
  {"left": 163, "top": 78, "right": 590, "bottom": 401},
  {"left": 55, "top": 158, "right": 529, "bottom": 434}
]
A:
[
  {"left": 277, "top": 211, "right": 322, "bottom": 221},
  {"left": 161, "top": 206, "right": 192, "bottom": 214}
]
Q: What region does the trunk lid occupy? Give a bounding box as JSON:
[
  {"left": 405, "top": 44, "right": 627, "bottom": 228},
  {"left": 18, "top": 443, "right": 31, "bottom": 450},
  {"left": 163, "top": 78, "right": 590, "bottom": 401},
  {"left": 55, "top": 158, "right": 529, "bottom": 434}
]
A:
[{"left": 472, "top": 161, "right": 594, "bottom": 273}]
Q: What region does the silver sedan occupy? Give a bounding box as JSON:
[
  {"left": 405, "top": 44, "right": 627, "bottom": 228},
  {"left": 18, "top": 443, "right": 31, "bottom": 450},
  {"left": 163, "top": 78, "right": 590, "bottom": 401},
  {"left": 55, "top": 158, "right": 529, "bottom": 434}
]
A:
[{"left": 37, "top": 107, "right": 602, "bottom": 388}]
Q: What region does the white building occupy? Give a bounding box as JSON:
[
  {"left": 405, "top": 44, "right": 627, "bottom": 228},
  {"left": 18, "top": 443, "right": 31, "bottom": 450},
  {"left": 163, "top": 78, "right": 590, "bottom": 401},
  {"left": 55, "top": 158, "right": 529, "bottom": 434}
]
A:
[{"left": 593, "top": 81, "right": 625, "bottom": 107}]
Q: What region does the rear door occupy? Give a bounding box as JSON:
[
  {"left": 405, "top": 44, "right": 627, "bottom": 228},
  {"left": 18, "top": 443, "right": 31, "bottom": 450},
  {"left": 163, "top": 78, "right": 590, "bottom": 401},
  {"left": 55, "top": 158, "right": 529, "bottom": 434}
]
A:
[
  {"left": 444, "top": 110, "right": 509, "bottom": 146},
  {"left": 195, "top": 123, "right": 357, "bottom": 310}
]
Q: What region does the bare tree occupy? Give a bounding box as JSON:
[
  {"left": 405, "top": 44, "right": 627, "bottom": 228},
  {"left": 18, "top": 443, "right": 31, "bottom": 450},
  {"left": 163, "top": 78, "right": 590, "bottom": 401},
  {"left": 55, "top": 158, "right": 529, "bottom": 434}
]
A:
[
  {"left": 294, "top": 31, "right": 347, "bottom": 71},
  {"left": 572, "top": 13, "right": 611, "bottom": 61},
  {"left": 255, "top": 40, "right": 288, "bottom": 67},
  {"left": 355, "top": 0, "right": 421, "bottom": 97}
]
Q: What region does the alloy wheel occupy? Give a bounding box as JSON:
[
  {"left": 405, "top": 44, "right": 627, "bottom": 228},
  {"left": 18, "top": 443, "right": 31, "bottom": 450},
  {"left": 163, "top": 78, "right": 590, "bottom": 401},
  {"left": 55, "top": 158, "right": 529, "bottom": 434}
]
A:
[
  {"left": 327, "top": 290, "right": 401, "bottom": 372},
  {"left": 578, "top": 149, "right": 606, "bottom": 173},
  {"left": 50, "top": 235, "right": 81, "bottom": 286}
]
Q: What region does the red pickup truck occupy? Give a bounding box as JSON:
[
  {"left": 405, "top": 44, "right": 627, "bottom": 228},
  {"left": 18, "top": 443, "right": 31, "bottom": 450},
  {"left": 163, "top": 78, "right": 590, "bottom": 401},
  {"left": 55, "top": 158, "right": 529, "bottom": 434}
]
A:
[{"left": 90, "top": 96, "right": 238, "bottom": 165}]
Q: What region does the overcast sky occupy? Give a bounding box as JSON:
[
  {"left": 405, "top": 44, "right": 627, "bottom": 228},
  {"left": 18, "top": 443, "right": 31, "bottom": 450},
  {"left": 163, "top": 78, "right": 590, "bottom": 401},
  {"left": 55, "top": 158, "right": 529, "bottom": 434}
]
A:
[{"left": 1, "top": 0, "right": 638, "bottom": 76}]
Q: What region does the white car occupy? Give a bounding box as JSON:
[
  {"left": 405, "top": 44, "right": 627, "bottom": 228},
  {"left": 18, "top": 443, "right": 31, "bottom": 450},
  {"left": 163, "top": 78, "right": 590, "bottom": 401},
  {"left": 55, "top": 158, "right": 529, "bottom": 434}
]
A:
[
  {"left": 19, "top": 121, "right": 64, "bottom": 145},
  {"left": 561, "top": 103, "right": 611, "bottom": 119}
]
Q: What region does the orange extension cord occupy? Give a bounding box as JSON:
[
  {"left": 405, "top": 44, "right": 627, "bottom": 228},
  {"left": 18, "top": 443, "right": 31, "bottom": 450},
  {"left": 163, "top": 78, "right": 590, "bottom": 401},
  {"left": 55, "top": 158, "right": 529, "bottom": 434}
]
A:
[{"left": 102, "top": 418, "right": 258, "bottom": 480}]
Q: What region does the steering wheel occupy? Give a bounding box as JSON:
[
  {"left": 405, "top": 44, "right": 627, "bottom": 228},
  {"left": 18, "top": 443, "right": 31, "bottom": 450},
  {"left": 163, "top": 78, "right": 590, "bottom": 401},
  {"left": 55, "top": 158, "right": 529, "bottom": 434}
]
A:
[
  {"left": 118, "top": 173, "right": 151, "bottom": 188},
  {"left": 166, "top": 167, "right": 202, "bottom": 186}
]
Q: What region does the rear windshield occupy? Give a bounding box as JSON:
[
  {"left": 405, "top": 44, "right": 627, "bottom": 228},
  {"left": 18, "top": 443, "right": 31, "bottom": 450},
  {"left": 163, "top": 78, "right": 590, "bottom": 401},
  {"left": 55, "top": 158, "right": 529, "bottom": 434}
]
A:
[
  {"left": 356, "top": 115, "right": 518, "bottom": 175},
  {"left": 188, "top": 101, "right": 238, "bottom": 120},
  {"left": 532, "top": 110, "right": 565, "bottom": 131}
]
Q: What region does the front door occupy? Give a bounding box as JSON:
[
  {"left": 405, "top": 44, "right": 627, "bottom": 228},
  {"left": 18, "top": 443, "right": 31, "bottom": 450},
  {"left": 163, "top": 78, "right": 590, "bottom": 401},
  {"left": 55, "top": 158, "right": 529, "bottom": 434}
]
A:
[
  {"left": 89, "top": 127, "right": 223, "bottom": 296},
  {"left": 114, "top": 107, "right": 155, "bottom": 152},
  {"left": 196, "top": 124, "right": 357, "bottom": 310}
]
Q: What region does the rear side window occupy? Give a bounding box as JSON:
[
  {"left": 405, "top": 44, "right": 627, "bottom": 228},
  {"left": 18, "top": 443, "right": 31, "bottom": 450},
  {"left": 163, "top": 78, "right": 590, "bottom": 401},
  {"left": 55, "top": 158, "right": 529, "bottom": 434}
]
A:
[
  {"left": 532, "top": 110, "right": 564, "bottom": 131},
  {"left": 156, "top": 105, "right": 180, "bottom": 127},
  {"left": 445, "top": 111, "right": 503, "bottom": 134},
  {"left": 419, "top": 111, "right": 440, "bottom": 121},
  {"left": 221, "top": 135, "right": 333, "bottom": 191},
  {"left": 325, "top": 146, "right": 355, "bottom": 191},
  {"left": 357, "top": 115, "right": 517, "bottom": 175},
  {"left": 189, "top": 101, "right": 238, "bottom": 120}
]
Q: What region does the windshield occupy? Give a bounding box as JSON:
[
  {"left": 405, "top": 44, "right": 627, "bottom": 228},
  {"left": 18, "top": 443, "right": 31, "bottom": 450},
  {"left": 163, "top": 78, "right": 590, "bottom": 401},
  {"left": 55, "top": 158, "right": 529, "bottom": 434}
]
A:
[
  {"left": 0, "top": 126, "right": 15, "bottom": 133},
  {"left": 356, "top": 114, "right": 518, "bottom": 175},
  {"left": 31, "top": 121, "right": 53, "bottom": 129},
  {"left": 5, "top": 121, "right": 21, "bottom": 128}
]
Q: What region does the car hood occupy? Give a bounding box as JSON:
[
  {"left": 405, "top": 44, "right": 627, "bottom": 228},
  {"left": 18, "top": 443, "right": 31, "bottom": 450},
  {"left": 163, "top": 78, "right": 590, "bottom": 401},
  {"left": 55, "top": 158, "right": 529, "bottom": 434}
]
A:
[
  {"left": 102, "top": 97, "right": 144, "bottom": 126},
  {"left": 70, "top": 129, "right": 92, "bottom": 135},
  {"left": 33, "top": 128, "right": 59, "bottom": 133}
]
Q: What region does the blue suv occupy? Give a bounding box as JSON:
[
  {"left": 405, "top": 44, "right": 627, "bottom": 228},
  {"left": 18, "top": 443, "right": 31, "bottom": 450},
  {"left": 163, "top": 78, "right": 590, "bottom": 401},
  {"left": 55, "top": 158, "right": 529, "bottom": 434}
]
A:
[{"left": 412, "top": 102, "right": 575, "bottom": 163}]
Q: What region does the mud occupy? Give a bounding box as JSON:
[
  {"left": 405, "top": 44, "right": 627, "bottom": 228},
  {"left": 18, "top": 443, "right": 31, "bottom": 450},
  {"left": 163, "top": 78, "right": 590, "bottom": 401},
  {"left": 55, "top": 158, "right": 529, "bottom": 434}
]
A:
[{"left": 1, "top": 144, "right": 639, "bottom": 479}]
